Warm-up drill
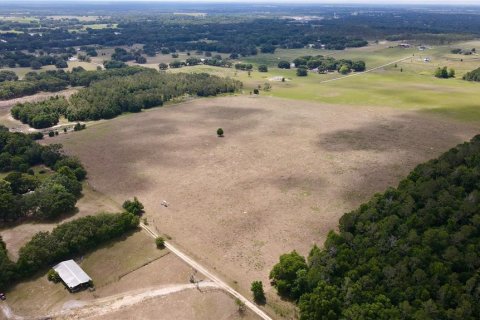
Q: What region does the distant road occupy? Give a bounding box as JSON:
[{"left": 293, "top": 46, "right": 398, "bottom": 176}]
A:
[
  {"left": 140, "top": 223, "right": 273, "bottom": 320},
  {"left": 318, "top": 56, "right": 413, "bottom": 84}
]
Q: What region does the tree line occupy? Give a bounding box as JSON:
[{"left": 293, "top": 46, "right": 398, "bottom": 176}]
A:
[
  {"left": 13, "top": 70, "right": 242, "bottom": 124},
  {"left": 0, "top": 66, "right": 146, "bottom": 100},
  {"left": 0, "top": 210, "right": 140, "bottom": 290},
  {"left": 0, "top": 126, "right": 86, "bottom": 223},
  {"left": 0, "top": 51, "right": 70, "bottom": 70},
  {"left": 277, "top": 55, "right": 366, "bottom": 76},
  {"left": 270, "top": 134, "right": 480, "bottom": 319}
]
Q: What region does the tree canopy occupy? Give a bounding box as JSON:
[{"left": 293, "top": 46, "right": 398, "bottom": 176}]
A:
[{"left": 271, "top": 134, "right": 480, "bottom": 319}]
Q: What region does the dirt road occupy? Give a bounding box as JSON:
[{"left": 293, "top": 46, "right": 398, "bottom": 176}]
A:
[{"left": 141, "top": 223, "right": 271, "bottom": 320}]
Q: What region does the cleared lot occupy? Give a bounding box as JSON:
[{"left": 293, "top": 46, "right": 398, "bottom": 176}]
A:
[{"left": 52, "top": 95, "right": 478, "bottom": 307}]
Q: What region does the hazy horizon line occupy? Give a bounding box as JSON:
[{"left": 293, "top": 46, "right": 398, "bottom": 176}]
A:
[{"left": 3, "top": 0, "right": 480, "bottom": 5}]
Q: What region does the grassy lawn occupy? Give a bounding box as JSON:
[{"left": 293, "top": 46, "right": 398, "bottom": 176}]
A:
[{"left": 165, "top": 40, "right": 480, "bottom": 122}]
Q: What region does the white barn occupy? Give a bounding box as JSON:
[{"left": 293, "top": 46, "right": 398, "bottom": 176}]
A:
[{"left": 53, "top": 260, "right": 92, "bottom": 292}]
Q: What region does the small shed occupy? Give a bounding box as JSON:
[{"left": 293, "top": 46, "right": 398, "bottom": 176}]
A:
[{"left": 53, "top": 260, "right": 92, "bottom": 292}]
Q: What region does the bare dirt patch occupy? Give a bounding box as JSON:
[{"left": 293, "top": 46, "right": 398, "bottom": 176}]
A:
[
  {"left": 52, "top": 95, "right": 478, "bottom": 308},
  {"left": 82, "top": 288, "right": 258, "bottom": 320}
]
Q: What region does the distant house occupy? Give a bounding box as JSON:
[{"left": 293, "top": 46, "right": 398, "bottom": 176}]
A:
[
  {"left": 53, "top": 260, "right": 92, "bottom": 292},
  {"left": 399, "top": 43, "right": 411, "bottom": 48},
  {"left": 424, "top": 57, "right": 431, "bottom": 62}
]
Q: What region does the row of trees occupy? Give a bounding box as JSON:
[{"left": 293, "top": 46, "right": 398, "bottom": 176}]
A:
[
  {"left": 0, "top": 51, "right": 70, "bottom": 69},
  {"left": 16, "top": 70, "right": 242, "bottom": 123},
  {"left": 277, "top": 55, "right": 366, "bottom": 75},
  {"left": 0, "top": 210, "right": 140, "bottom": 289},
  {"left": 270, "top": 134, "right": 480, "bottom": 319},
  {"left": 0, "top": 126, "right": 87, "bottom": 223},
  {"left": 0, "top": 66, "right": 146, "bottom": 100}
]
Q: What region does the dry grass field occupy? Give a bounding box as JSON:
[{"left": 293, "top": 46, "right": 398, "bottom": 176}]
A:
[
  {"left": 51, "top": 95, "right": 478, "bottom": 315},
  {"left": 5, "top": 230, "right": 213, "bottom": 318},
  {"left": 84, "top": 289, "right": 258, "bottom": 320}
]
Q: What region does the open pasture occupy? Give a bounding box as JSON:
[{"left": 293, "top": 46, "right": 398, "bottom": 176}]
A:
[
  {"left": 52, "top": 95, "right": 478, "bottom": 314},
  {"left": 169, "top": 40, "right": 480, "bottom": 122}
]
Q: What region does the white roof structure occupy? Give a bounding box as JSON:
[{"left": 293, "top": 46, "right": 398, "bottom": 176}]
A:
[{"left": 53, "top": 260, "right": 91, "bottom": 289}]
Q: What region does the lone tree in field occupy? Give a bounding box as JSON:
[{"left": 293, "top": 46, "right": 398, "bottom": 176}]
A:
[
  {"left": 217, "top": 128, "right": 224, "bottom": 137},
  {"left": 251, "top": 280, "right": 266, "bottom": 304},
  {"left": 155, "top": 237, "right": 165, "bottom": 249}
]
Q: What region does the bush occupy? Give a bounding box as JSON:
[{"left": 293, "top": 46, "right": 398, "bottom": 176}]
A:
[
  {"left": 339, "top": 65, "right": 350, "bottom": 74},
  {"left": 435, "top": 66, "right": 455, "bottom": 79},
  {"left": 122, "top": 197, "right": 144, "bottom": 215},
  {"left": 251, "top": 281, "right": 266, "bottom": 304},
  {"left": 48, "top": 131, "right": 55, "bottom": 137},
  {"left": 155, "top": 237, "right": 165, "bottom": 249},
  {"left": 258, "top": 65, "right": 268, "bottom": 72},
  {"left": 463, "top": 67, "right": 480, "bottom": 81},
  {"left": 217, "top": 128, "right": 224, "bottom": 137},
  {"left": 296, "top": 68, "right": 308, "bottom": 77},
  {"left": 278, "top": 61, "right": 291, "bottom": 69},
  {"left": 253, "top": 88, "right": 259, "bottom": 94},
  {"left": 47, "top": 269, "right": 61, "bottom": 283},
  {"left": 74, "top": 122, "right": 86, "bottom": 131}
]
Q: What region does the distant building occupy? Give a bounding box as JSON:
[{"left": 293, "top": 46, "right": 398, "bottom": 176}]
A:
[
  {"left": 399, "top": 43, "right": 411, "bottom": 48},
  {"left": 53, "top": 260, "right": 92, "bottom": 292}
]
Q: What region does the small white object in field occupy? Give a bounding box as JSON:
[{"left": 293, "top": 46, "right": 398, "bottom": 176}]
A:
[{"left": 162, "top": 200, "right": 169, "bottom": 207}]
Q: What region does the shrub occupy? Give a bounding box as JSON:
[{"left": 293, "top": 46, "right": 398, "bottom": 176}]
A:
[
  {"left": 47, "top": 269, "right": 61, "bottom": 283},
  {"left": 296, "top": 68, "right": 308, "bottom": 77},
  {"left": 217, "top": 128, "right": 224, "bottom": 137},
  {"left": 253, "top": 88, "right": 259, "bottom": 94},
  {"left": 258, "top": 65, "right": 268, "bottom": 72},
  {"left": 122, "top": 197, "right": 144, "bottom": 215},
  {"left": 155, "top": 237, "right": 165, "bottom": 249},
  {"left": 251, "top": 281, "right": 266, "bottom": 304},
  {"left": 339, "top": 65, "right": 350, "bottom": 74},
  {"left": 278, "top": 61, "right": 291, "bottom": 69},
  {"left": 48, "top": 131, "right": 54, "bottom": 137},
  {"left": 74, "top": 122, "right": 86, "bottom": 131}
]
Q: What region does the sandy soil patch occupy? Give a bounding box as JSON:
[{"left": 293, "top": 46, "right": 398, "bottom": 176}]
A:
[
  {"left": 83, "top": 288, "right": 258, "bottom": 320},
  {"left": 52, "top": 95, "right": 478, "bottom": 303}
]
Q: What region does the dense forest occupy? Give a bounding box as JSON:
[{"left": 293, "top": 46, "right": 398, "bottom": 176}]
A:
[
  {"left": 0, "top": 211, "right": 139, "bottom": 290},
  {"left": 270, "top": 135, "right": 480, "bottom": 319},
  {"left": 0, "top": 125, "right": 86, "bottom": 223},
  {"left": 12, "top": 70, "right": 242, "bottom": 125},
  {"left": 1, "top": 5, "right": 479, "bottom": 59},
  {"left": 463, "top": 67, "right": 480, "bottom": 82}
]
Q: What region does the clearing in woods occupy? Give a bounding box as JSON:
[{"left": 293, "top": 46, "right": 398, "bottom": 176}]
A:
[{"left": 51, "top": 95, "right": 479, "bottom": 316}]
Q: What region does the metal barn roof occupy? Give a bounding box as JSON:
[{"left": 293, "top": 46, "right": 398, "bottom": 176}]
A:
[{"left": 53, "top": 260, "right": 91, "bottom": 289}]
